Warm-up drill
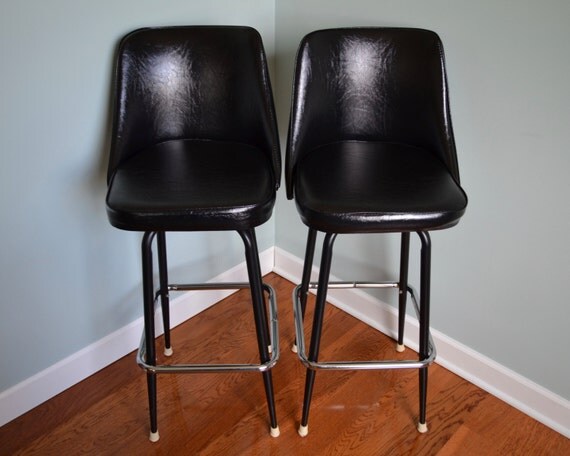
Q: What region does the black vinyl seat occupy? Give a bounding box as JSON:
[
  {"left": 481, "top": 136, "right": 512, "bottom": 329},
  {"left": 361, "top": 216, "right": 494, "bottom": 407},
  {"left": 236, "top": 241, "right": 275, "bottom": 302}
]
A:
[
  {"left": 286, "top": 28, "right": 467, "bottom": 436},
  {"left": 107, "top": 139, "right": 275, "bottom": 231},
  {"left": 295, "top": 141, "right": 466, "bottom": 233},
  {"left": 106, "top": 26, "right": 281, "bottom": 442}
]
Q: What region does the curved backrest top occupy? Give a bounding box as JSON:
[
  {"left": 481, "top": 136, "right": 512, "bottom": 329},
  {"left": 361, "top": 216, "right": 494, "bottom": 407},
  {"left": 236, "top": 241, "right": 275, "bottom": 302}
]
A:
[
  {"left": 286, "top": 27, "right": 459, "bottom": 198},
  {"left": 107, "top": 26, "right": 280, "bottom": 188}
]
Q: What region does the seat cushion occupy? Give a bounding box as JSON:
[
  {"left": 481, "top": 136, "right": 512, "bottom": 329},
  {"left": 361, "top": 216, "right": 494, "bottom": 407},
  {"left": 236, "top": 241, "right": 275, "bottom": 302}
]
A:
[
  {"left": 294, "top": 141, "right": 468, "bottom": 233},
  {"left": 106, "top": 139, "right": 276, "bottom": 231}
]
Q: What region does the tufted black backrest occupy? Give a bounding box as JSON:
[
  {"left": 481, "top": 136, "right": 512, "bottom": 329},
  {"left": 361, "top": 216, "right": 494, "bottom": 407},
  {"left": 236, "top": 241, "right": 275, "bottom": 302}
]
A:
[
  {"left": 286, "top": 28, "right": 459, "bottom": 199},
  {"left": 107, "top": 26, "right": 280, "bottom": 188}
]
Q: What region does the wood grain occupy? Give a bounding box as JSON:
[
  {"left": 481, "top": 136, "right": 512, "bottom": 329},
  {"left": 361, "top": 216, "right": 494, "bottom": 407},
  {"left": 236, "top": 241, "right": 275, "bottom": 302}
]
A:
[{"left": 1, "top": 273, "right": 567, "bottom": 455}]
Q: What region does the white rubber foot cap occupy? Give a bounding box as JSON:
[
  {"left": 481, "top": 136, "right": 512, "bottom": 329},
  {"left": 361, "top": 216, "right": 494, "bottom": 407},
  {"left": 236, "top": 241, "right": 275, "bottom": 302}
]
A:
[
  {"left": 291, "top": 344, "right": 298, "bottom": 354},
  {"left": 164, "top": 346, "right": 173, "bottom": 357},
  {"left": 396, "top": 343, "right": 405, "bottom": 353},
  {"left": 149, "top": 430, "right": 160, "bottom": 442},
  {"left": 270, "top": 426, "right": 280, "bottom": 438},
  {"left": 417, "top": 422, "right": 428, "bottom": 433},
  {"left": 298, "top": 424, "right": 309, "bottom": 437}
]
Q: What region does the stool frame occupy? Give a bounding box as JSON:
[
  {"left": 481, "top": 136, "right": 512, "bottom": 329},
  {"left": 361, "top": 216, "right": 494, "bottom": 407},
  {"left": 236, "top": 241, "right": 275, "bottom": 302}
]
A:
[
  {"left": 138, "top": 229, "right": 279, "bottom": 442},
  {"left": 294, "top": 228, "right": 435, "bottom": 436}
]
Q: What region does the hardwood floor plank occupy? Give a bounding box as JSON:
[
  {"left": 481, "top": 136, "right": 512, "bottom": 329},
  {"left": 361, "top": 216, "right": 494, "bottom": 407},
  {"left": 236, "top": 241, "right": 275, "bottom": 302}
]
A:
[{"left": 1, "top": 273, "right": 568, "bottom": 455}]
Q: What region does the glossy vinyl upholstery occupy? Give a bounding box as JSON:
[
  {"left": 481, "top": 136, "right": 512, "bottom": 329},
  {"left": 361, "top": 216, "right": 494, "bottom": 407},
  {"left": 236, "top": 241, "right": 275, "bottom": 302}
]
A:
[
  {"left": 286, "top": 28, "right": 467, "bottom": 231},
  {"left": 107, "top": 139, "right": 275, "bottom": 231},
  {"left": 107, "top": 26, "right": 280, "bottom": 231},
  {"left": 295, "top": 141, "right": 467, "bottom": 233}
]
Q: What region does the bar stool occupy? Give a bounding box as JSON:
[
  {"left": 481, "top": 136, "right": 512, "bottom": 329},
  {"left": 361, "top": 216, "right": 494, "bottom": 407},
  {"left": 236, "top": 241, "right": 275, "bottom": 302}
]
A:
[
  {"left": 285, "top": 28, "right": 468, "bottom": 436},
  {"left": 105, "top": 26, "right": 281, "bottom": 442}
]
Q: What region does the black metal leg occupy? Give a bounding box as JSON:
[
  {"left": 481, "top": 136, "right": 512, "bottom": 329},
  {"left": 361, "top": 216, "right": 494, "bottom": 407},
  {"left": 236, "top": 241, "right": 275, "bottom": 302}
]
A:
[
  {"left": 417, "top": 231, "right": 431, "bottom": 432},
  {"left": 239, "top": 229, "right": 279, "bottom": 434},
  {"left": 142, "top": 232, "right": 159, "bottom": 441},
  {"left": 299, "top": 232, "right": 337, "bottom": 436},
  {"left": 300, "top": 228, "right": 318, "bottom": 319},
  {"left": 293, "top": 228, "right": 318, "bottom": 352},
  {"left": 397, "top": 232, "right": 410, "bottom": 350},
  {"left": 156, "top": 232, "right": 171, "bottom": 355}
]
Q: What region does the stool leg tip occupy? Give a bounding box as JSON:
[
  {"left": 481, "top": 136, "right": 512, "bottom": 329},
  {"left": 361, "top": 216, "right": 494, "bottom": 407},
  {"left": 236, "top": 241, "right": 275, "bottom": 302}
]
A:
[
  {"left": 298, "top": 424, "right": 309, "bottom": 437},
  {"left": 417, "top": 421, "right": 428, "bottom": 433},
  {"left": 396, "top": 343, "right": 405, "bottom": 353},
  {"left": 291, "top": 344, "right": 298, "bottom": 354},
  {"left": 149, "top": 430, "right": 160, "bottom": 442},
  {"left": 164, "top": 346, "right": 173, "bottom": 357},
  {"left": 270, "top": 426, "right": 280, "bottom": 437}
]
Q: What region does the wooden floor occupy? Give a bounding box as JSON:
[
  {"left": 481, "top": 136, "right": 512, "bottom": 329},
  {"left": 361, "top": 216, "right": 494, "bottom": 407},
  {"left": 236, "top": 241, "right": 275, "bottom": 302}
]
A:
[{"left": 2, "top": 273, "right": 568, "bottom": 455}]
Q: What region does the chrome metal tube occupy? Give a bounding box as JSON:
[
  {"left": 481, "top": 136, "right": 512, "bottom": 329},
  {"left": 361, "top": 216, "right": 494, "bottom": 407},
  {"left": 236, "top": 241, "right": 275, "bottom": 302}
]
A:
[
  {"left": 292, "top": 283, "right": 436, "bottom": 371},
  {"left": 137, "top": 283, "right": 279, "bottom": 374}
]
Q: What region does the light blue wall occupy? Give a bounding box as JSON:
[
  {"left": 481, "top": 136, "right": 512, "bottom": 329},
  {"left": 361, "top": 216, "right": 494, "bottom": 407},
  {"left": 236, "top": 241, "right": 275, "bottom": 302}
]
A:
[
  {"left": 274, "top": 0, "right": 570, "bottom": 399},
  {"left": 0, "top": 1, "right": 276, "bottom": 392}
]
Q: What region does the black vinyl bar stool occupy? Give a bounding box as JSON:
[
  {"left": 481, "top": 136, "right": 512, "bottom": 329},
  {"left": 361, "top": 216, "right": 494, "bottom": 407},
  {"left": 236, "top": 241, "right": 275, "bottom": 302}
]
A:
[
  {"left": 286, "top": 28, "right": 468, "bottom": 436},
  {"left": 106, "top": 26, "right": 281, "bottom": 441}
]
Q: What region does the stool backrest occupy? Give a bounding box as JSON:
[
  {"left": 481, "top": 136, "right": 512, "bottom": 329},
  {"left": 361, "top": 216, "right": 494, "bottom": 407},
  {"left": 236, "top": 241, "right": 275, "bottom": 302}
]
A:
[
  {"left": 108, "top": 26, "right": 280, "bottom": 188},
  {"left": 286, "top": 28, "right": 459, "bottom": 198}
]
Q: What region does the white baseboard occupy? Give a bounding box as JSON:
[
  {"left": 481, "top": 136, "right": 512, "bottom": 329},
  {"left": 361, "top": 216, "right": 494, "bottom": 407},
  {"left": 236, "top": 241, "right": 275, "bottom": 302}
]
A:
[
  {"left": 3, "top": 246, "right": 569, "bottom": 439},
  {"left": 0, "top": 247, "right": 274, "bottom": 427},
  {"left": 274, "top": 247, "right": 570, "bottom": 438}
]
